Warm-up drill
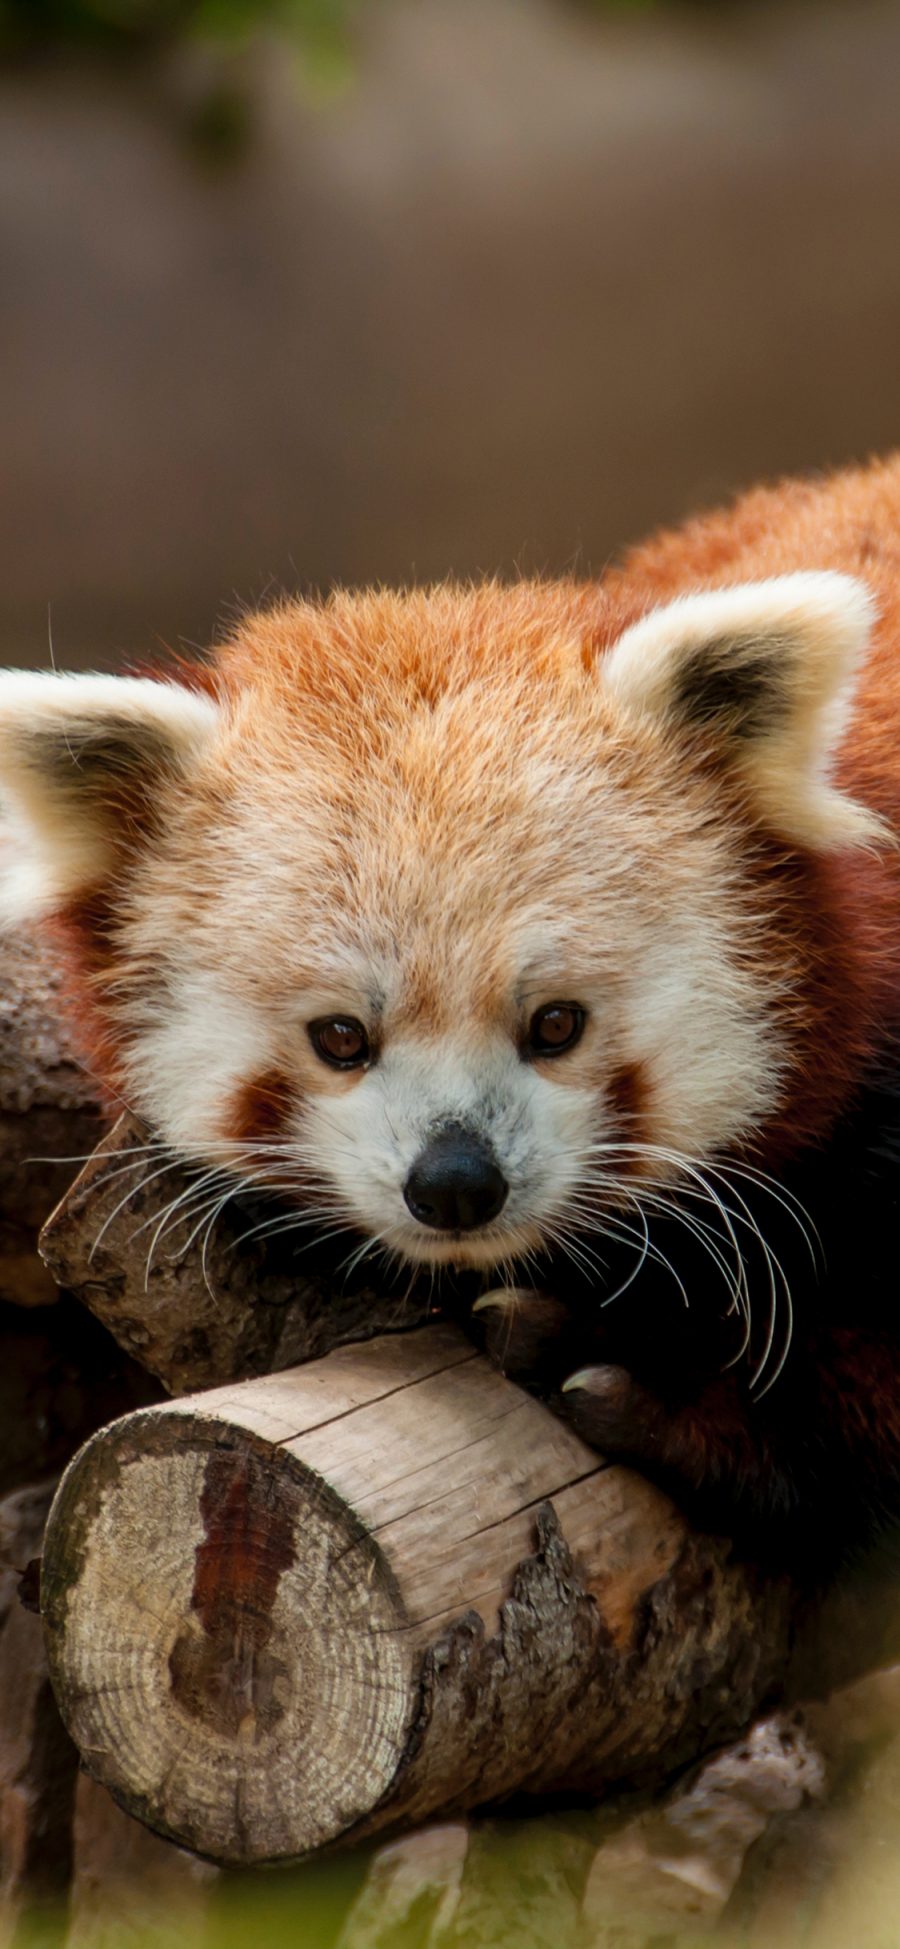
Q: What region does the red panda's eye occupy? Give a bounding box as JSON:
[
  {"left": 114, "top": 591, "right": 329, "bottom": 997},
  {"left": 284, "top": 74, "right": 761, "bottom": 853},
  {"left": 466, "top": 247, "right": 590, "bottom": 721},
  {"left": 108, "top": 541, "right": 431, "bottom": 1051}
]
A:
[
  {"left": 308, "top": 1017, "right": 371, "bottom": 1069},
  {"left": 525, "top": 1003, "right": 586, "bottom": 1058}
]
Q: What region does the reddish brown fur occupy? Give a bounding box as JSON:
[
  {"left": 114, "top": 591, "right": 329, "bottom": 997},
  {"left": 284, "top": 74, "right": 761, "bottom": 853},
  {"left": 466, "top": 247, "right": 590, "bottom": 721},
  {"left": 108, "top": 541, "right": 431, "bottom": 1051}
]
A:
[
  {"left": 44, "top": 893, "right": 133, "bottom": 1109},
  {"left": 604, "top": 1061, "right": 651, "bottom": 1161},
  {"left": 204, "top": 454, "right": 900, "bottom": 1169},
  {"left": 226, "top": 1070, "right": 296, "bottom": 1147}
]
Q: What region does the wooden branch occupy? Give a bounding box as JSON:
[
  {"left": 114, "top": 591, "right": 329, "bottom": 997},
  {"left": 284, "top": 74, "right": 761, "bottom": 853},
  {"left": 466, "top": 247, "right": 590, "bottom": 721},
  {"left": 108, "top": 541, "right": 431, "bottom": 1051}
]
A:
[
  {"left": 39, "top": 1111, "right": 438, "bottom": 1394},
  {"left": 0, "top": 1308, "right": 159, "bottom": 1937},
  {"left": 0, "top": 926, "right": 101, "bottom": 1308},
  {"left": 41, "top": 1322, "right": 797, "bottom": 1867},
  {"left": 6, "top": 919, "right": 900, "bottom": 1927},
  {"left": 0, "top": 924, "right": 218, "bottom": 1931}
]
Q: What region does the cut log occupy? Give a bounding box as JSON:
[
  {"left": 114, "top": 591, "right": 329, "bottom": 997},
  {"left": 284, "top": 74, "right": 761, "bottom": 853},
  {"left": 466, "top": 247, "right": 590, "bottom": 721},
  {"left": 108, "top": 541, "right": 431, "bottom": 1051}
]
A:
[
  {"left": 41, "top": 1322, "right": 796, "bottom": 1867},
  {"left": 6, "top": 917, "right": 900, "bottom": 1926}
]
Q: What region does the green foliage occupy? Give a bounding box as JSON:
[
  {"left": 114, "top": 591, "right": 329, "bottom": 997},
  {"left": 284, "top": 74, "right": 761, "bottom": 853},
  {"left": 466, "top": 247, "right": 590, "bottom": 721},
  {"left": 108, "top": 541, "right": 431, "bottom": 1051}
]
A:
[
  {"left": 0, "top": 0, "right": 356, "bottom": 65},
  {"left": 0, "top": 0, "right": 360, "bottom": 156}
]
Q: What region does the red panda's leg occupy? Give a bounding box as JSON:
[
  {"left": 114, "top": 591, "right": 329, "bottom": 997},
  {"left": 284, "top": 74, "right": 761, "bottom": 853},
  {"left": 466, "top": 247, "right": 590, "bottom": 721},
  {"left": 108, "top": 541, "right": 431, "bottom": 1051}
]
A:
[
  {"left": 473, "top": 1288, "right": 769, "bottom": 1506},
  {"left": 563, "top": 1330, "right": 900, "bottom": 1552},
  {"left": 472, "top": 1289, "right": 586, "bottom": 1385},
  {"left": 561, "top": 1363, "right": 776, "bottom": 1509}
]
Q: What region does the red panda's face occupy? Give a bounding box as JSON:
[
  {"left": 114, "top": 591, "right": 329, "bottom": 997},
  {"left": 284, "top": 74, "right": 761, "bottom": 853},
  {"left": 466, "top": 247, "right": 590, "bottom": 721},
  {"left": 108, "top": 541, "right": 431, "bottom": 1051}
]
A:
[
  {"left": 114, "top": 693, "right": 791, "bottom": 1272},
  {"left": 0, "top": 575, "right": 880, "bottom": 1274}
]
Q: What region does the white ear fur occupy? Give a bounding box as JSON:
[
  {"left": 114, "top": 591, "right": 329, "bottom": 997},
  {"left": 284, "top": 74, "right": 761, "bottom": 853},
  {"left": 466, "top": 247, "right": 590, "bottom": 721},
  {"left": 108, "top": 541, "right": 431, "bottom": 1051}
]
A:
[
  {"left": 602, "top": 572, "right": 884, "bottom": 850},
  {"left": 0, "top": 672, "right": 219, "bottom": 918}
]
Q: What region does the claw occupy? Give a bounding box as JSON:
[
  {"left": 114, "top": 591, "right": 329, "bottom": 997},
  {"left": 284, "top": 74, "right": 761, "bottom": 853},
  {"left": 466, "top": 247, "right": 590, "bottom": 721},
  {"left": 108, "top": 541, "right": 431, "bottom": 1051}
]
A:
[
  {"left": 560, "top": 1363, "right": 660, "bottom": 1464},
  {"left": 562, "top": 1364, "right": 621, "bottom": 1395},
  {"left": 471, "top": 1287, "right": 528, "bottom": 1316},
  {"left": 471, "top": 1288, "right": 574, "bottom": 1384}
]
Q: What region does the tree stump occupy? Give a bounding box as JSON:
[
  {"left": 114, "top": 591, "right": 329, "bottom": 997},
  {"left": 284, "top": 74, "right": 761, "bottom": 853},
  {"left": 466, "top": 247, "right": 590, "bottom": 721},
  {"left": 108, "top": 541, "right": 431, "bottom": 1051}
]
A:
[{"left": 41, "top": 1323, "right": 795, "bottom": 1867}]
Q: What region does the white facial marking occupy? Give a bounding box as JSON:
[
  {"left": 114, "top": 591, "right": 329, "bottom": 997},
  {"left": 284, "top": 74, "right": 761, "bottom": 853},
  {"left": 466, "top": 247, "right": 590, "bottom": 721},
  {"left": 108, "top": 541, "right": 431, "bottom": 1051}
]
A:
[{"left": 123, "top": 975, "right": 276, "bottom": 1156}]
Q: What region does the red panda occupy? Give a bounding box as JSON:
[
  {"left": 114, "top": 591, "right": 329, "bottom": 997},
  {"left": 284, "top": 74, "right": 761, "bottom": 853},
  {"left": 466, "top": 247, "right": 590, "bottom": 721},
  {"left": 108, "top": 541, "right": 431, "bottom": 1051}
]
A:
[{"left": 4, "top": 453, "right": 900, "bottom": 1565}]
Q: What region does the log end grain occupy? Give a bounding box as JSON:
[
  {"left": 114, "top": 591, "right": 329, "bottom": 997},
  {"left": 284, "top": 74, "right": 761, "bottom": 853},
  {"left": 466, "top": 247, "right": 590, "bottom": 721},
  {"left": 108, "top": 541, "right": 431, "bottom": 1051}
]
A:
[{"left": 41, "top": 1413, "right": 418, "bottom": 1864}]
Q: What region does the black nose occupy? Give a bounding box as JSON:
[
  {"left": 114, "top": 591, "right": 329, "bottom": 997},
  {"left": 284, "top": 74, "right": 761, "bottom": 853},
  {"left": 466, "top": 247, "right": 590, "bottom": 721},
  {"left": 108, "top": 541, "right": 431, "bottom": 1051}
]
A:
[{"left": 404, "top": 1125, "right": 508, "bottom": 1233}]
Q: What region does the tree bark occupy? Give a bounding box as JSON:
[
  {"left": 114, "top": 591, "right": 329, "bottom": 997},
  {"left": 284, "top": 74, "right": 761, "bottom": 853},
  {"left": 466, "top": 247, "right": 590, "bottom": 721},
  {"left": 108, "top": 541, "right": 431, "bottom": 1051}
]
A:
[
  {"left": 40, "top": 1322, "right": 796, "bottom": 1868},
  {"left": 0, "top": 927, "right": 803, "bottom": 1889}
]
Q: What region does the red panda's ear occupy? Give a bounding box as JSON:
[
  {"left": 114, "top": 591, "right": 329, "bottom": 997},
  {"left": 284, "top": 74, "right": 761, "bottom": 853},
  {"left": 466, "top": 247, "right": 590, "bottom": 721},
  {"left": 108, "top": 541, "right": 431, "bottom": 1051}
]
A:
[
  {"left": 0, "top": 673, "right": 220, "bottom": 919},
  {"left": 601, "top": 572, "right": 885, "bottom": 850}
]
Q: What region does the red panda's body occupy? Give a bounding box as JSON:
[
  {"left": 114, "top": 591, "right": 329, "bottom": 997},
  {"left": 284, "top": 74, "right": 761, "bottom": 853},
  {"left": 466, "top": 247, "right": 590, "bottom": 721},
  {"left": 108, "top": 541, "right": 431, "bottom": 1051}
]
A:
[{"left": 5, "top": 454, "right": 900, "bottom": 1566}]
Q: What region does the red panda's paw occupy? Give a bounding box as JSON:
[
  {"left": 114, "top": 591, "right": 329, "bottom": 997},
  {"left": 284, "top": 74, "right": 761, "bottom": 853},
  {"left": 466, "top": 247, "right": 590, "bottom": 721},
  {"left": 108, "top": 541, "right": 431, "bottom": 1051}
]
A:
[
  {"left": 471, "top": 1288, "right": 590, "bottom": 1389},
  {"left": 559, "top": 1364, "right": 785, "bottom": 1533},
  {"left": 560, "top": 1362, "right": 665, "bottom": 1462},
  {"left": 471, "top": 1289, "right": 731, "bottom": 1491}
]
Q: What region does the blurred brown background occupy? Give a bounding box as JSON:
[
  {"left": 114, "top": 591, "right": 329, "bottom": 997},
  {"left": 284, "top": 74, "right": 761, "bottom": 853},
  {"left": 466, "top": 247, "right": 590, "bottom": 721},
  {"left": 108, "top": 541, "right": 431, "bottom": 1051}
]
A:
[{"left": 3, "top": 0, "right": 900, "bottom": 671}]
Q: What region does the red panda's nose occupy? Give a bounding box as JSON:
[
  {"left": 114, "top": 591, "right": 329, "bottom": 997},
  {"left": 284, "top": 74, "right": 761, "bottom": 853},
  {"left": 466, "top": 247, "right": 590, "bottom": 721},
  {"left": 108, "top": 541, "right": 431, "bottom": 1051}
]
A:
[{"left": 404, "top": 1124, "right": 508, "bottom": 1233}]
